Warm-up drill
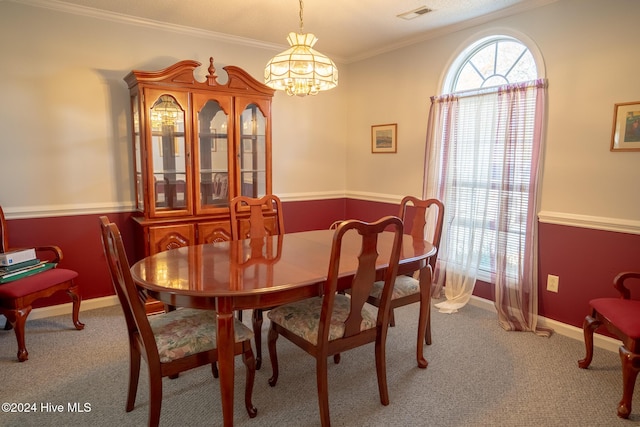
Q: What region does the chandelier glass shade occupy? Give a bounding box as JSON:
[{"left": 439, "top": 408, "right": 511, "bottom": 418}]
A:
[
  {"left": 264, "top": 2, "right": 338, "bottom": 97},
  {"left": 151, "top": 95, "right": 182, "bottom": 127}
]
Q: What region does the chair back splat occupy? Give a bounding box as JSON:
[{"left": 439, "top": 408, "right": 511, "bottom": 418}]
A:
[
  {"left": 229, "top": 194, "right": 285, "bottom": 370},
  {"left": 399, "top": 196, "right": 444, "bottom": 272},
  {"left": 267, "top": 216, "right": 404, "bottom": 427},
  {"left": 367, "top": 196, "right": 444, "bottom": 362},
  {"left": 230, "top": 195, "right": 284, "bottom": 240},
  {"left": 98, "top": 216, "right": 257, "bottom": 426}
]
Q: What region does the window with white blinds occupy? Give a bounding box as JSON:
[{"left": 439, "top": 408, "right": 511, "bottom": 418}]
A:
[{"left": 443, "top": 37, "right": 539, "bottom": 280}]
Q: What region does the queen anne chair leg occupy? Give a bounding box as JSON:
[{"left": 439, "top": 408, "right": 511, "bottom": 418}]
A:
[
  {"left": 252, "top": 309, "right": 264, "bottom": 370},
  {"left": 618, "top": 346, "right": 640, "bottom": 418},
  {"left": 212, "top": 362, "right": 219, "bottom": 378},
  {"left": 267, "top": 326, "right": 280, "bottom": 387},
  {"left": 67, "top": 286, "right": 85, "bottom": 330},
  {"left": 425, "top": 303, "right": 432, "bottom": 345},
  {"left": 242, "top": 343, "right": 258, "bottom": 418},
  {"left": 3, "top": 307, "right": 31, "bottom": 362},
  {"left": 578, "top": 314, "right": 600, "bottom": 369}
]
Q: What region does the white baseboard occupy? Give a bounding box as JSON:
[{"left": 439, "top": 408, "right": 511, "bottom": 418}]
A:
[
  {"left": 468, "top": 296, "right": 621, "bottom": 354},
  {"left": 25, "top": 295, "right": 119, "bottom": 321}
]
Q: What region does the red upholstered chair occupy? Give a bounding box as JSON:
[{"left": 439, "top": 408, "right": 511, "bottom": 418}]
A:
[
  {"left": 578, "top": 271, "right": 640, "bottom": 418},
  {"left": 0, "top": 206, "right": 84, "bottom": 361}
]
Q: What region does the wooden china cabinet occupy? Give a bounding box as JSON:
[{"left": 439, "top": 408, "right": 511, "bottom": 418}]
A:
[{"left": 124, "top": 57, "right": 274, "bottom": 261}]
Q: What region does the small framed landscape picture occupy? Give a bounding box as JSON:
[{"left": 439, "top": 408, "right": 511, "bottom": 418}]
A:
[
  {"left": 371, "top": 123, "right": 397, "bottom": 153},
  {"left": 611, "top": 101, "right": 640, "bottom": 151}
]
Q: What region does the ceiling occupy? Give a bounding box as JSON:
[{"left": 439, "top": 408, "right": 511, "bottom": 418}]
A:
[{"left": 40, "top": 0, "right": 555, "bottom": 62}]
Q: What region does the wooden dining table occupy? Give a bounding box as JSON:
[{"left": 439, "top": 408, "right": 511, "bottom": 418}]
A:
[{"left": 130, "top": 228, "right": 435, "bottom": 426}]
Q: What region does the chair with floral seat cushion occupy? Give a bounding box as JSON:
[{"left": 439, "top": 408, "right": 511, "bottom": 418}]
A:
[
  {"left": 578, "top": 271, "right": 640, "bottom": 419},
  {"left": 267, "top": 216, "right": 403, "bottom": 427},
  {"left": 367, "top": 196, "right": 444, "bottom": 351},
  {"left": 99, "top": 217, "right": 257, "bottom": 427},
  {"left": 0, "top": 205, "right": 84, "bottom": 362},
  {"left": 230, "top": 194, "right": 285, "bottom": 369}
]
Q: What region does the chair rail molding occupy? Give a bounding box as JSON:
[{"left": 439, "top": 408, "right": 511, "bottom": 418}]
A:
[
  {"left": 538, "top": 211, "right": 640, "bottom": 235},
  {"left": 2, "top": 202, "right": 135, "bottom": 220}
]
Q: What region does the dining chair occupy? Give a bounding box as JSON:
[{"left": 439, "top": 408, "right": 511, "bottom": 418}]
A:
[
  {"left": 230, "top": 194, "right": 284, "bottom": 369},
  {"left": 99, "top": 217, "right": 257, "bottom": 426},
  {"left": 0, "top": 205, "right": 84, "bottom": 362},
  {"left": 367, "top": 196, "right": 444, "bottom": 348},
  {"left": 266, "top": 216, "right": 404, "bottom": 427},
  {"left": 578, "top": 270, "right": 640, "bottom": 419},
  {"left": 230, "top": 194, "right": 284, "bottom": 240}
]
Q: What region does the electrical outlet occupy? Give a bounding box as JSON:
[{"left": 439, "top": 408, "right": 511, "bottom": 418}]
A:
[{"left": 547, "top": 274, "right": 559, "bottom": 293}]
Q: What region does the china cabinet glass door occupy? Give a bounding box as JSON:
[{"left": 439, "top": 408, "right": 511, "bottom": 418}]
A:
[
  {"left": 194, "top": 94, "right": 232, "bottom": 214},
  {"left": 147, "top": 90, "right": 190, "bottom": 216},
  {"left": 132, "top": 94, "right": 144, "bottom": 212},
  {"left": 239, "top": 102, "right": 267, "bottom": 198}
]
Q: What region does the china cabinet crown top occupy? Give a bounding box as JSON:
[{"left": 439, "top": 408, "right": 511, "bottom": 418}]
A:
[{"left": 124, "top": 57, "right": 275, "bottom": 97}]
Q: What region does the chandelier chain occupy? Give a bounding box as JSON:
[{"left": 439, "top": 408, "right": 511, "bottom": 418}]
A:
[{"left": 298, "top": 0, "right": 304, "bottom": 33}]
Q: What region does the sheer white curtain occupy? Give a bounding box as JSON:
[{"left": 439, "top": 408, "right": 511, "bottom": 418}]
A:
[
  {"left": 423, "top": 80, "right": 551, "bottom": 335},
  {"left": 493, "top": 80, "right": 551, "bottom": 335}
]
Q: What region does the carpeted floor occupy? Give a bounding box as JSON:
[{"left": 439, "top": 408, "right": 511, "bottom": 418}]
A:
[{"left": 0, "top": 302, "right": 637, "bottom": 426}]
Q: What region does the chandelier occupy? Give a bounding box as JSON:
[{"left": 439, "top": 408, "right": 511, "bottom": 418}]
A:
[
  {"left": 264, "top": 0, "right": 338, "bottom": 97},
  {"left": 151, "top": 95, "right": 182, "bottom": 127}
]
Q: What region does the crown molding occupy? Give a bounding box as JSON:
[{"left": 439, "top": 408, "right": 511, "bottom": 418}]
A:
[
  {"left": 348, "top": 0, "right": 560, "bottom": 63},
  {"left": 10, "top": 0, "right": 283, "bottom": 52},
  {"left": 10, "top": 0, "right": 559, "bottom": 65}
]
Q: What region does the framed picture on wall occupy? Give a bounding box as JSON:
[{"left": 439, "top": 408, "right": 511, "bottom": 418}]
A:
[
  {"left": 371, "top": 123, "right": 397, "bottom": 153},
  {"left": 611, "top": 101, "right": 640, "bottom": 151}
]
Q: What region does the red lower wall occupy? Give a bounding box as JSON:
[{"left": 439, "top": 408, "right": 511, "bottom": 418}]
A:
[
  {"left": 537, "top": 222, "right": 640, "bottom": 325},
  {"left": 280, "top": 198, "right": 347, "bottom": 233},
  {"left": 342, "top": 199, "right": 640, "bottom": 329},
  {"left": 4, "top": 212, "right": 136, "bottom": 307},
  {"left": 4, "top": 200, "right": 640, "bottom": 330}
]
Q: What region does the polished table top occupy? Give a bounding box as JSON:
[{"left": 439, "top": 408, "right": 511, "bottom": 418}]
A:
[
  {"left": 130, "top": 229, "right": 435, "bottom": 426},
  {"left": 131, "top": 229, "right": 435, "bottom": 306}
]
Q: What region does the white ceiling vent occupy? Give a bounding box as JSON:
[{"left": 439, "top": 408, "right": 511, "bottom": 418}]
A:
[{"left": 397, "top": 6, "right": 434, "bottom": 20}]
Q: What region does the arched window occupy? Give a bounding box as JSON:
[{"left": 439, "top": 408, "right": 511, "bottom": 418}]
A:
[
  {"left": 448, "top": 36, "right": 538, "bottom": 92},
  {"left": 426, "top": 33, "right": 549, "bottom": 335}
]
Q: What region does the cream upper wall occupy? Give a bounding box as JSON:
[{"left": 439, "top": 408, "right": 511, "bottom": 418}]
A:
[
  {"left": 0, "top": 1, "right": 347, "bottom": 215},
  {"left": 346, "top": 0, "right": 640, "bottom": 224},
  {"left": 1, "top": 0, "right": 638, "bottom": 226}
]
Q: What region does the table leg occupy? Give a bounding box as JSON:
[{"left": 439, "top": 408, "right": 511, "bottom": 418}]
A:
[
  {"left": 217, "top": 297, "right": 235, "bottom": 426},
  {"left": 416, "top": 265, "right": 432, "bottom": 369}
]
